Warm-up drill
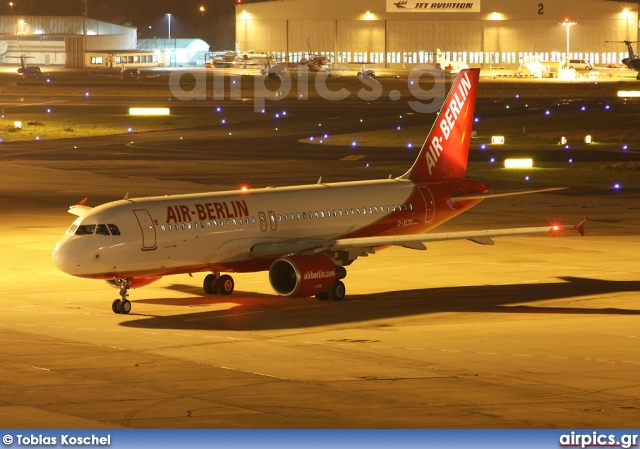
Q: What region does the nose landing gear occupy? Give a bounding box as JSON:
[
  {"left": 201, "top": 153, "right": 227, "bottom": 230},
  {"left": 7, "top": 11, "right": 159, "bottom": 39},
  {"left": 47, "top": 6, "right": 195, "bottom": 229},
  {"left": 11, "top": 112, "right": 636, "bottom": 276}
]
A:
[{"left": 111, "top": 278, "right": 132, "bottom": 314}]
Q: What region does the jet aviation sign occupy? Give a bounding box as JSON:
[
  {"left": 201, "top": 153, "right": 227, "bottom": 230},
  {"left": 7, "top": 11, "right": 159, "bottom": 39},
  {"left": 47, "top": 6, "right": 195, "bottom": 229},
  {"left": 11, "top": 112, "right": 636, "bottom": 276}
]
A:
[{"left": 387, "top": 1, "right": 480, "bottom": 12}]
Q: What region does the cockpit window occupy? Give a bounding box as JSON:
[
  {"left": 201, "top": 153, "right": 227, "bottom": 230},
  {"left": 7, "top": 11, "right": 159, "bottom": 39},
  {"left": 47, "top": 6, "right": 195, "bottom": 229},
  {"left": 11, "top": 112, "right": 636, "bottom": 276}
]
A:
[
  {"left": 75, "top": 224, "right": 97, "bottom": 235},
  {"left": 95, "top": 224, "right": 110, "bottom": 235},
  {"left": 72, "top": 223, "right": 121, "bottom": 236}
]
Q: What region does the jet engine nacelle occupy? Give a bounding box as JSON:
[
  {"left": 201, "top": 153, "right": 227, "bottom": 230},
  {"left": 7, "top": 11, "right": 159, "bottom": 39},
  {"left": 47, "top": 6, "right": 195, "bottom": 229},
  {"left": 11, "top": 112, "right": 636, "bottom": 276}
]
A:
[
  {"left": 269, "top": 256, "right": 337, "bottom": 297},
  {"left": 106, "top": 276, "right": 162, "bottom": 289}
]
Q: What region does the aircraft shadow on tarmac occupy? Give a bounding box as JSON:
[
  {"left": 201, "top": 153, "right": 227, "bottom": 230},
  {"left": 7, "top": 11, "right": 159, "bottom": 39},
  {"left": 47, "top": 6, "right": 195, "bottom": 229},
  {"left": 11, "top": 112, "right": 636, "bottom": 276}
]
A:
[{"left": 120, "top": 276, "right": 640, "bottom": 331}]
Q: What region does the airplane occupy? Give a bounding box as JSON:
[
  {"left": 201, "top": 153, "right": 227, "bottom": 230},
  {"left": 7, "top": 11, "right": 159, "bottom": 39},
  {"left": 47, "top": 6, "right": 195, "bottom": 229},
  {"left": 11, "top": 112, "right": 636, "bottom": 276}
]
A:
[
  {"left": 260, "top": 55, "right": 288, "bottom": 80},
  {"left": 9, "top": 55, "right": 42, "bottom": 78},
  {"left": 606, "top": 40, "right": 640, "bottom": 79},
  {"left": 53, "top": 69, "right": 586, "bottom": 314},
  {"left": 436, "top": 48, "right": 469, "bottom": 75},
  {"left": 300, "top": 38, "right": 333, "bottom": 72},
  {"left": 236, "top": 41, "right": 269, "bottom": 62},
  {"left": 119, "top": 61, "right": 141, "bottom": 80},
  {"left": 357, "top": 63, "right": 376, "bottom": 80}
]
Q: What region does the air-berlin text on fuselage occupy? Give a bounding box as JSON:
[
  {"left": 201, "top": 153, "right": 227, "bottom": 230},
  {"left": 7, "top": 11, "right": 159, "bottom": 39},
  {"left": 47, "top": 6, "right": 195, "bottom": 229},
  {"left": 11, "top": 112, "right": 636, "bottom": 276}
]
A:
[
  {"left": 166, "top": 200, "right": 249, "bottom": 223},
  {"left": 425, "top": 71, "right": 472, "bottom": 175}
]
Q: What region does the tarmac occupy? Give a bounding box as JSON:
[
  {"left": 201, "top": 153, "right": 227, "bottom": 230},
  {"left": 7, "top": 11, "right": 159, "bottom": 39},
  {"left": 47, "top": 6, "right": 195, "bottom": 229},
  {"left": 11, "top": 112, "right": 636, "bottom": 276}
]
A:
[{"left": 0, "top": 82, "right": 639, "bottom": 428}]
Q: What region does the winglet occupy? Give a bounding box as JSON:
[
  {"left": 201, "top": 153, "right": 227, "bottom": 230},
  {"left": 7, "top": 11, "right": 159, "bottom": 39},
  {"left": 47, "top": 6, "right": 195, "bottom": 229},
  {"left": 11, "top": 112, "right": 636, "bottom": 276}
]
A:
[
  {"left": 68, "top": 197, "right": 92, "bottom": 217},
  {"left": 574, "top": 217, "right": 587, "bottom": 236}
]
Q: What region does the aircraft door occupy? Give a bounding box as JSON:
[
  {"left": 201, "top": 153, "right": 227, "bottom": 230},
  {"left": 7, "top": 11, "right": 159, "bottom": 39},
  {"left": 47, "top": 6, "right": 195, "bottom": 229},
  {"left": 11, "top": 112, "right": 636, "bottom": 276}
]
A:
[
  {"left": 417, "top": 187, "right": 435, "bottom": 223},
  {"left": 133, "top": 209, "right": 157, "bottom": 251},
  {"left": 258, "top": 212, "right": 268, "bottom": 232},
  {"left": 268, "top": 211, "right": 277, "bottom": 231}
]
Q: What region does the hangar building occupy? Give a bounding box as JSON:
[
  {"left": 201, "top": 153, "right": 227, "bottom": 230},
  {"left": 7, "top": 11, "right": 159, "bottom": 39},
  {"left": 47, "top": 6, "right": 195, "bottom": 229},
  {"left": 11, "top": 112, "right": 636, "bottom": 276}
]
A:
[{"left": 235, "top": 0, "right": 640, "bottom": 68}]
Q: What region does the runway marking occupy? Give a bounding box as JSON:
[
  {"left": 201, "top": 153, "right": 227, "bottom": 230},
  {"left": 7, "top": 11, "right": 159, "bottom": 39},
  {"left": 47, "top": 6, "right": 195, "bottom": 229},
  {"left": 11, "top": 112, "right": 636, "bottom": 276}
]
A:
[
  {"left": 24, "top": 365, "right": 51, "bottom": 371},
  {"left": 532, "top": 383, "right": 640, "bottom": 400},
  {"left": 340, "top": 155, "right": 366, "bottom": 161}
]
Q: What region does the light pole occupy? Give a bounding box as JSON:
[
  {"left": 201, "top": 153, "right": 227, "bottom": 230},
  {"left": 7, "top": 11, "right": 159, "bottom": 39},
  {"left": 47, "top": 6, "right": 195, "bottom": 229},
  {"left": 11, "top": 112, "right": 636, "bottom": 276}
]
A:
[
  {"left": 561, "top": 19, "right": 576, "bottom": 64},
  {"left": 165, "top": 13, "right": 171, "bottom": 39},
  {"left": 9, "top": 2, "right": 13, "bottom": 14}
]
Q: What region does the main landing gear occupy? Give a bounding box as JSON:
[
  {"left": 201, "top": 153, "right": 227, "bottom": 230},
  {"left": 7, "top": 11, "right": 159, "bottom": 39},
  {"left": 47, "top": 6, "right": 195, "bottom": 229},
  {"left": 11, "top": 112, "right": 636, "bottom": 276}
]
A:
[
  {"left": 111, "top": 278, "right": 132, "bottom": 314},
  {"left": 315, "top": 266, "right": 347, "bottom": 301},
  {"left": 314, "top": 280, "right": 346, "bottom": 301},
  {"left": 203, "top": 273, "right": 235, "bottom": 296}
]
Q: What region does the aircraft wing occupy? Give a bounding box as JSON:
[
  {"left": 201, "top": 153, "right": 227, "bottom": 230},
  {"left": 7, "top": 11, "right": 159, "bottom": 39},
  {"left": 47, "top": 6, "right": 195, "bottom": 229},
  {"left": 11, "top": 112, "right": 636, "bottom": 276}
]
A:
[
  {"left": 250, "top": 219, "right": 586, "bottom": 259},
  {"left": 451, "top": 187, "right": 566, "bottom": 201}
]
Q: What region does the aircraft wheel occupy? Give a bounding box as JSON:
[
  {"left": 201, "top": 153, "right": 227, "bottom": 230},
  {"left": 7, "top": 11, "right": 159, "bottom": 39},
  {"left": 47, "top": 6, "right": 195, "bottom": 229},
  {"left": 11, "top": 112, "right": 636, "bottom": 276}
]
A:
[
  {"left": 315, "top": 291, "right": 329, "bottom": 300},
  {"left": 203, "top": 274, "right": 218, "bottom": 295},
  {"left": 120, "top": 299, "right": 132, "bottom": 314},
  {"left": 328, "top": 281, "right": 346, "bottom": 301},
  {"left": 216, "top": 275, "right": 234, "bottom": 295},
  {"left": 112, "top": 299, "right": 122, "bottom": 314}
]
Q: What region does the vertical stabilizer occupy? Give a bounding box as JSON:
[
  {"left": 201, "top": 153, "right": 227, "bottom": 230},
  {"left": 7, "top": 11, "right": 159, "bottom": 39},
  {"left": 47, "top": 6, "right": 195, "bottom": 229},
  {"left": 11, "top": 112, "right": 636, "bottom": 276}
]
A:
[{"left": 400, "top": 68, "right": 480, "bottom": 182}]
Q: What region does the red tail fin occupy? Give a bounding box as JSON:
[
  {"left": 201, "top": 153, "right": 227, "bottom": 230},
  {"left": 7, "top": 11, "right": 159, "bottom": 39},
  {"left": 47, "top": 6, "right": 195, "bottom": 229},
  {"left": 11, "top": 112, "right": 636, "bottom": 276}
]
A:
[{"left": 401, "top": 68, "right": 480, "bottom": 181}]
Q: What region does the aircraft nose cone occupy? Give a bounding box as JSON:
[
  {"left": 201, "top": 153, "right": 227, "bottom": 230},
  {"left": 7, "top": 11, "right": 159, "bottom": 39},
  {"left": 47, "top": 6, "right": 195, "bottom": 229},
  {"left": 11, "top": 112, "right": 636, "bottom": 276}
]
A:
[{"left": 52, "top": 239, "right": 82, "bottom": 276}]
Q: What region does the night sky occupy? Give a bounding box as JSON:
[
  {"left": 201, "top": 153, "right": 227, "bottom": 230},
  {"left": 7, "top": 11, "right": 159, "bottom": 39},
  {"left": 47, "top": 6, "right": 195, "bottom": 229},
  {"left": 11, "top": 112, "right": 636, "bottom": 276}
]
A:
[{"left": 2, "top": 0, "right": 252, "bottom": 50}]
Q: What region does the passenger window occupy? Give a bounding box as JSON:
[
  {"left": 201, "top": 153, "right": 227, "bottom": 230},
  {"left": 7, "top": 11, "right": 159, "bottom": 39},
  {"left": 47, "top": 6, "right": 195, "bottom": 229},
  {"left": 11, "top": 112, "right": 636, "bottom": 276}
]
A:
[
  {"left": 251, "top": 217, "right": 256, "bottom": 224},
  {"left": 369, "top": 207, "right": 373, "bottom": 213},
  {"left": 188, "top": 223, "right": 192, "bottom": 229},
  {"left": 320, "top": 211, "right": 325, "bottom": 218},
  {"left": 284, "top": 214, "right": 288, "bottom": 221},
  {"left": 226, "top": 219, "right": 230, "bottom": 226},
  {"left": 168, "top": 224, "right": 172, "bottom": 231},
  {"left": 75, "top": 224, "right": 96, "bottom": 235},
  {"left": 278, "top": 214, "right": 282, "bottom": 221},
  {"left": 108, "top": 224, "right": 121, "bottom": 235},
  {"left": 344, "top": 209, "right": 348, "bottom": 216},
  {"left": 161, "top": 225, "right": 166, "bottom": 231},
  {"left": 220, "top": 220, "right": 224, "bottom": 227},
  {"left": 213, "top": 220, "right": 218, "bottom": 227},
  {"left": 233, "top": 219, "right": 237, "bottom": 225},
  {"left": 339, "top": 210, "right": 343, "bottom": 216},
  {"left": 374, "top": 207, "right": 378, "bottom": 213},
  {"left": 303, "top": 212, "right": 307, "bottom": 219},
  {"left": 296, "top": 213, "right": 301, "bottom": 220},
  {"left": 362, "top": 207, "right": 366, "bottom": 214}
]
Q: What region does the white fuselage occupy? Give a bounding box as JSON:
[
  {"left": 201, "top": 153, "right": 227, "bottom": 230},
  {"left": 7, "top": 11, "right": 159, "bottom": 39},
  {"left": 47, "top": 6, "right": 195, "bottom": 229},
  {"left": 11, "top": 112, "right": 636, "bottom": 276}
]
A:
[{"left": 53, "top": 178, "right": 428, "bottom": 280}]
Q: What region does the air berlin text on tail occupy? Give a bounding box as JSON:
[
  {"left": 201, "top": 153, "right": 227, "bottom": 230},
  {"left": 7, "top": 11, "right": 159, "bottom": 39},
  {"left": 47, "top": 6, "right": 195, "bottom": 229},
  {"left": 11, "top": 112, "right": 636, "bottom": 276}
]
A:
[{"left": 426, "top": 70, "right": 472, "bottom": 176}]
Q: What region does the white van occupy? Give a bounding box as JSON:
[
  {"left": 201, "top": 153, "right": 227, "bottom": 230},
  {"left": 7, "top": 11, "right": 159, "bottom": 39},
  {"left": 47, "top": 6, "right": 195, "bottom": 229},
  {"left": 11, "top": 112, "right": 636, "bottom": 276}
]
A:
[{"left": 568, "top": 59, "right": 593, "bottom": 70}]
